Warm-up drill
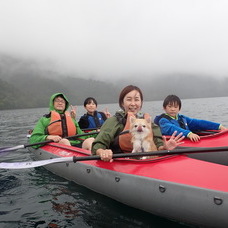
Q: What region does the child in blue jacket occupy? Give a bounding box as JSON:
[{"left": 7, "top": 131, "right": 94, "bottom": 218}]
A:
[
  {"left": 78, "top": 97, "right": 111, "bottom": 129},
  {"left": 154, "top": 95, "right": 226, "bottom": 142}
]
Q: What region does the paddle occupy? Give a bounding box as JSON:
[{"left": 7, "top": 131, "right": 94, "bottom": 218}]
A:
[
  {"left": 1, "top": 146, "right": 228, "bottom": 169},
  {"left": 81, "top": 127, "right": 100, "bottom": 132},
  {"left": 0, "top": 131, "right": 99, "bottom": 153}
]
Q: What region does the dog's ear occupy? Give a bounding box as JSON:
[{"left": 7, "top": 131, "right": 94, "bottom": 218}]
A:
[
  {"left": 146, "top": 117, "right": 151, "bottom": 124},
  {"left": 130, "top": 115, "right": 136, "bottom": 124}
]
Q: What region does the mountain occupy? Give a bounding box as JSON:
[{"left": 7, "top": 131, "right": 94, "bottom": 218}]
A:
[{"left": 0, "top": 53, "right": 228, "bottom": 110}]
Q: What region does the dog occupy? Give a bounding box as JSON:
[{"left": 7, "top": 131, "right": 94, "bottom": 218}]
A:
[{"left": 129, "top": 116, "right": 158, "bottom": 159}]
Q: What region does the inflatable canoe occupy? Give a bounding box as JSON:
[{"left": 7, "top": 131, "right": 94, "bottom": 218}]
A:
[
  {"left": 175, "top": 129, "right": 228, "bottom": 165},
  {"left": 27, "top": 143, "right": 228, "bottom": 228}
]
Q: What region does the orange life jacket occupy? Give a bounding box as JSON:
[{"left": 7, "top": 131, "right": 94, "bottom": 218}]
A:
[
  {"left": 119, "top": 112, "right": 151, "bottom": 152},
  {"left": 47, "top": 111, "right": 77, "bottom": 137}
]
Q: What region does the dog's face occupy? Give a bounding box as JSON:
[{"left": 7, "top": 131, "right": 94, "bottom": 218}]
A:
[{"left": 130, "top": 116, "right": 152, "bottom": 136}]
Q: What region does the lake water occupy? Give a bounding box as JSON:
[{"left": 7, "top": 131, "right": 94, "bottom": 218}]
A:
[{"left": 0, "top": 97, "right": 228, "bottom": 228}]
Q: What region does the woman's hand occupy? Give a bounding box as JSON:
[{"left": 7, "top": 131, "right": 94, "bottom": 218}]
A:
[
  {"left": 46, "top": 135, "right": 71, "bottom": 145},
  {"left": 70, "top": 105, "right": 77, "bottom": 119},
  {"left": 162, "top": 131, "right": 185, "bottom": 150},
  {"left": 97, "top": 148, "right": 113, "bottom": 162},
  {"left": 46, "top": 135, "right": 63, "bottom": 142}
]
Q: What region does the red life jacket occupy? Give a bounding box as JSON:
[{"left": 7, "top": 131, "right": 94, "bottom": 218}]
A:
[
  {"left": 118, "top": 112, "right": 151, "bottom": 152},
  {"left": 47, "top": 111, "right": 77, "bottom": 137}
]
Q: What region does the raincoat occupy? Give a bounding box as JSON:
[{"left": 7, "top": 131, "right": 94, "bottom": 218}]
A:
[{"left": 29, "top": 93, "right": 90, "bottom": 148}]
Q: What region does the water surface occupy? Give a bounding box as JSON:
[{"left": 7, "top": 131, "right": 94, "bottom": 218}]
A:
[{"left": 1, "top": 97, "right": 227, "bottom": 228}]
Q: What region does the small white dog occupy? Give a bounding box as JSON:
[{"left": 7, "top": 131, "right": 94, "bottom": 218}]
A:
[{"left": 129, "top": 116, "right": 157, "bottom": 159}]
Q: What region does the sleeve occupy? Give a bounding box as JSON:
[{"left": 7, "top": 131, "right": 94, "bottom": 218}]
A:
[
  {"left": 152, "top": 123, "right": 164, "bottom": 149},
  {"left": 78, "top": 114, "right": 89, "bottom": 129},
  {"left": 159, "top": 117, "right": 191, "bottom": 137},
  {"left": 29, "top": 117, "right": 50, "bottom": 148},
  {"left": 91, "top": 116, "right": 122, "bottom": 155},
  {"left": 69, "top": 119, "right": 96, "bottom": 146},
  {"left": 185, "top": 116, "right": 220, "bottom": 132}
]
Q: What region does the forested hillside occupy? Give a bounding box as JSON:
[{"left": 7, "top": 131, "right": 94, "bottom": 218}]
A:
[
  {"left": 0, "top": 75, "right": 120, "bottom": 110},
  {"left": 0, "top": 54, "right": 120, "bottom": 109},
  {"left": 0, "top": 54, "right": 228, "bottom": 110}
]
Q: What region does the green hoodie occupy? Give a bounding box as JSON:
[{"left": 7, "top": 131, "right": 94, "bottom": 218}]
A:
[
  {"left": 49, "top": 93, "right": 69, "bottom": 113},
  {"left": 30, "top": 93, "right": 90, "bottom": 148}
]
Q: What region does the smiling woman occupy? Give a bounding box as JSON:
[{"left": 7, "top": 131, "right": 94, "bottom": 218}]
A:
[{"left": 91, "top": 85, "right": 184, "bottom": 162}]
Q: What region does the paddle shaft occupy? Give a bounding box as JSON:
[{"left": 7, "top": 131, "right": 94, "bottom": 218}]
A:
[
  {"left": 1, "top": 146, "right": 228, "bottom": 169},
  {"left": 0, "top": 131, "right": 99, "bottom": 153},
  {"left": 74, "top": 146, "right": 228, "bottom": 161}
]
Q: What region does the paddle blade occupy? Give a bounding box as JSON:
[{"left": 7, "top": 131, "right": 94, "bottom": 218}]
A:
[
  {"left": 0, "top": 145, "right": 25, "bottom": 153},
  {"left": 0, "top": 157, "right": 74, "bottom": 169}
]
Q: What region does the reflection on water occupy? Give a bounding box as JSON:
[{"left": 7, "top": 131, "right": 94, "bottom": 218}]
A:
[{"left": 1, "top": 97, "right": 227, "bottom": 227}]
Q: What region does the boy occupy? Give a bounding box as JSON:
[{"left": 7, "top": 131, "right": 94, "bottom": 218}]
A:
[{"left": 154, "top": 95, "right": 226, "bottom": 142}]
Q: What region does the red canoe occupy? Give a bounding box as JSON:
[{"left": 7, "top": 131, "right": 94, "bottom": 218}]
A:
[
  {"left": 27, "top": 141, "right": 228, "bottom": 228},
  {"left": 178, "top": 129, "right": 228, "bottom": 148}
]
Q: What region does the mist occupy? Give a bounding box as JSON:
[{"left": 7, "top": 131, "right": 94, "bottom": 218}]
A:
[{"left": 1, "top": 0, "right": 228, "bottom": 81}]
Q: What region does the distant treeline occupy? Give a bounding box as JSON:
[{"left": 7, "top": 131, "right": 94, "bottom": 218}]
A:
[
  {"left": 0, "top": 54, "right": 228, "bottom": 110},
  {"left": 0, "top": 76, "right": 120, "bottom": 110}
]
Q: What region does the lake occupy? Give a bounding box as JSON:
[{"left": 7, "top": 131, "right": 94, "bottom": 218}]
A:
[{"left": 0, "top": 96, "right": 227, "bottom": 228}]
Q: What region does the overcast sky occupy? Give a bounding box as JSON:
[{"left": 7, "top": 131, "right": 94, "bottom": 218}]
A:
[{"left": 0, "top": 0, "right": 228, "bottom": 81}]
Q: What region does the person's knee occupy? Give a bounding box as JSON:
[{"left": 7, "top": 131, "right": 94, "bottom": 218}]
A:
[
  {"left": 59, "top": 138, "right": 71, "bottom": 146},
  {"left": 82, "top": 138, "right": 95, "bottom": 151}
]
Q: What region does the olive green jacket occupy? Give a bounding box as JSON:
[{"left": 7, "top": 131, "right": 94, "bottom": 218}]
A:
[{"left": 92, "top": 110, "right": 164, "bottom": 155}]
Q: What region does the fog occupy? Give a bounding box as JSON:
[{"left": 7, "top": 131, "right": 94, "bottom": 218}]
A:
[{"left": 1, "top": 0, "right": 228, "bottom": 81}]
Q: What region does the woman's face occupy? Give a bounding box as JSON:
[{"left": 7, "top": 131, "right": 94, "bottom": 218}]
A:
[
  {"left": 53, "top": 96, "right": 66, "bottom": 112},
  {"left": 122, "top": 90, "right": 142, "bottom": 115}
]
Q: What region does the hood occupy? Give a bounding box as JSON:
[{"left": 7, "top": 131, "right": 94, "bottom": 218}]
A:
[{"left": 49, "top": 93, "right": 69, "bottom": 113}]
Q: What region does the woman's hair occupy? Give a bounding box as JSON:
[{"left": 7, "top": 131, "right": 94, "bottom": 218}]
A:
[
  {"left": 163, "top": 95, "right": 182, "bottom": 109},
  {"left": 84, "top": 97, "right": 98, "bottom": 107},
  {"left": 119, "top": 85, "right": 143, "bottom": 110}
]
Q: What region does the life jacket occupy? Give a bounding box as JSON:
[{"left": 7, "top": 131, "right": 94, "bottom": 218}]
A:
[
  {"left": 113, "top": 112, "right": 152, "bottom": 153},
  {"left": 87, "top": 112, "right": 105, "bottom": 128},
  {"left": 154, "top": 113, "right": 188, "bottom": 130},
  {"left": 46, "top": 111, "right": 77, "bottom": 137}
]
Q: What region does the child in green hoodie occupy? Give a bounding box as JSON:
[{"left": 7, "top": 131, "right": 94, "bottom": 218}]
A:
[{"left": 29, "top": 93, "right": 94, "bottom": 149}]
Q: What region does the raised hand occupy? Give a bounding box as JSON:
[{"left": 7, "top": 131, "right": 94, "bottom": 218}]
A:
[
  {"left": 70, "top": 105, "right": 77, "bottom": 119},
  {"left": 103, "top": 107, "right": 111, "bottom": 118},
  {"left": 162, "top": 131, "right": 185, "bottom": 150}
]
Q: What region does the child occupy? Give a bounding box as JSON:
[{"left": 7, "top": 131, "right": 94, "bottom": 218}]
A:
[
  {"left": 154, "top": 95, "right": 226, "bottom": 142},
  {"left": 78, "top": 97, "right": 111, "bottom": 129}
]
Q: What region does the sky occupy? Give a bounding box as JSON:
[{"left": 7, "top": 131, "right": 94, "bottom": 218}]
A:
[{"left": 0, "top": 0, "right": 228, "bottom": 81}]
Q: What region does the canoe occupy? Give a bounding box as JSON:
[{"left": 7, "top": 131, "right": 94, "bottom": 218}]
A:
[
  {"left": 178, "top": 129, "right": 228, "bottom": 148},
  {"left": 173, "top": 129, "right": 228, "bottom": 165},
  {"left": 28, "top": 143, "right": 228, "bottom": 228}
]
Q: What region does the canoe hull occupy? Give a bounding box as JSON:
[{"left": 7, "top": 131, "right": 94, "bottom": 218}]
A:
[
  {"left": 29, "top": 144, "right": 228, "bottom": 227},
  {"left": 172, "top": 130, "right": 228, "bottom": 165}
]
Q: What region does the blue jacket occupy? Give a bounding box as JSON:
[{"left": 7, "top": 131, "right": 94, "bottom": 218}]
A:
[
  {"left": 78, "top": 111, "right": 107, "bottom": 129},
  {"left": 154, "top": 113, "right": 220, "bottom": 137}
]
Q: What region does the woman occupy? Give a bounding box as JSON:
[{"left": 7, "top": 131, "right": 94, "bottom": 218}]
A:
[
  {"left": 92, "top": 85, "right": 184, "bottom": 162},
  {"left": 30, "top": 92, "right": 93, "bottom": 150}
]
